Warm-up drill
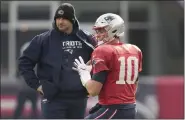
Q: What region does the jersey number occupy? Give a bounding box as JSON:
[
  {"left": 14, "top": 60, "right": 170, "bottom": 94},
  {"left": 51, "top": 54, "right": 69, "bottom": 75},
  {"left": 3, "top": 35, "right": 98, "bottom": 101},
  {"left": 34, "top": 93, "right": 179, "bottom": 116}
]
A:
[{"left": 116, "top": 56, "right": 139, "bottom": 84}]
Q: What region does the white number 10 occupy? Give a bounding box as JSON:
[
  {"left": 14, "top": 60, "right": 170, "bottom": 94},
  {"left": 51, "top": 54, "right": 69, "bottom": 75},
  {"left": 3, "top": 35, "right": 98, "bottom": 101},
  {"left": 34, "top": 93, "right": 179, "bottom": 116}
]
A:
[{"left": 116, "top": 56, "right": 139, "bottom": 84}]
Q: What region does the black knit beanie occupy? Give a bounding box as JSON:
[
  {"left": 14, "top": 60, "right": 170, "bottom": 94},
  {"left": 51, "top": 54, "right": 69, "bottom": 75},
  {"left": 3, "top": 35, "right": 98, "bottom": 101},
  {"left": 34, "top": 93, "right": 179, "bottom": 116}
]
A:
[{"left": 54, "top": 3, "right": 76, "bottom": 24}]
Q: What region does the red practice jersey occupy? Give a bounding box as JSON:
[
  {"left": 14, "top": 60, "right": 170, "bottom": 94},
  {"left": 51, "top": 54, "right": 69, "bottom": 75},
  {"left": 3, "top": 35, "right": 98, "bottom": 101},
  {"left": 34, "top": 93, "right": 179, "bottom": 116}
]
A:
[{"left": 91, "top": 42, "right": 142, "bottom": 105}]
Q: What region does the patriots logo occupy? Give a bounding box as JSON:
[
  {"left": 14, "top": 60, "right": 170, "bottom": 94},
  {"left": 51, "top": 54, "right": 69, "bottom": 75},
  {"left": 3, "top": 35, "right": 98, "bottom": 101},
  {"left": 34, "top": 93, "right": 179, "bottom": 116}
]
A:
[
  {"left": 64, "top": 49, "right": 73, "bottom": 54},
  {"left": 104, "top": 16, "right": 115, "bottom": 23}
]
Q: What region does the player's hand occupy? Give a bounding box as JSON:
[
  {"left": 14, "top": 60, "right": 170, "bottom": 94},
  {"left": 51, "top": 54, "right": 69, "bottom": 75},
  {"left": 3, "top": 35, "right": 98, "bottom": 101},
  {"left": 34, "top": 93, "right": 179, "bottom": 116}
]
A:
[
  {"left": 86, "top": 60, "right": 92, "bottom": 65},
  {"left": 85, "top": 60, "right": 92, "bottom": 72},
  {"left": 37, "top": 85, "right": 44, "bottom": 95},
  {"left": 86, "top": 65, "right": 92, "bottom": 72},
  {"left": 73, "top": 56, "right": 91, "bottom": 86},
  {"left": 72, "top": 60, "right": 92, "bottom": 72}
]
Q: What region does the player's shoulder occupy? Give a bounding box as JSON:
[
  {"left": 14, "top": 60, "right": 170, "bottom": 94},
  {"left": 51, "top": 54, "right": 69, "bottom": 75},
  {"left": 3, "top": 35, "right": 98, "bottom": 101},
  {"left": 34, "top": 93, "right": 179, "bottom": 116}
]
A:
[
  {"left": 93, "top": 44, "right": 114, "bottom": 55},
  {"left": 123, "top": 43, "right": 142, "bottom": 52},
  {"left": 95, "top": 44, "right": 114, "bottom": 51}
]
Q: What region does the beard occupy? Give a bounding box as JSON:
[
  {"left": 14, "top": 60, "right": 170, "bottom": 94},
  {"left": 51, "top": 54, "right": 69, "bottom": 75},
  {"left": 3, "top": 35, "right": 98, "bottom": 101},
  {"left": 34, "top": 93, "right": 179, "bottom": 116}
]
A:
[{"left": 58, "top": 25, "right": 69, "bottom": 32}]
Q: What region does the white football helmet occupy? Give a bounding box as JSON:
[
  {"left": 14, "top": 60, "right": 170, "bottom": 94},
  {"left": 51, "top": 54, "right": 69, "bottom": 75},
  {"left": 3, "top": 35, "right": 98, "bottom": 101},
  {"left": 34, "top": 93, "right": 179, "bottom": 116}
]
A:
[{"left": 93, "top": 13, "right": 124, "bottom": 46}]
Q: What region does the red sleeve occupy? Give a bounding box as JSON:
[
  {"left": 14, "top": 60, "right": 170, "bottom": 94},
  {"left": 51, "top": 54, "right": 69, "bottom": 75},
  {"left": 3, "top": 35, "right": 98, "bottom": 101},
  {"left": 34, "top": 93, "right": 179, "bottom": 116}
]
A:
[
  {"left": 139, "top": 50, "right": 143, "bottom": 72},
  {"left": 91, "top": 47, "right": 110, "bottom": 74}
]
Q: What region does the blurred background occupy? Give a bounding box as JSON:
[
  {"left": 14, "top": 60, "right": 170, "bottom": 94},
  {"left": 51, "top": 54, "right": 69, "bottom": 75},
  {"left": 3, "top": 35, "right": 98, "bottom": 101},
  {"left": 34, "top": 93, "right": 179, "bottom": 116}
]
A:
[{"left": 1, "top": 1, "right": 184, "bottom": 119}]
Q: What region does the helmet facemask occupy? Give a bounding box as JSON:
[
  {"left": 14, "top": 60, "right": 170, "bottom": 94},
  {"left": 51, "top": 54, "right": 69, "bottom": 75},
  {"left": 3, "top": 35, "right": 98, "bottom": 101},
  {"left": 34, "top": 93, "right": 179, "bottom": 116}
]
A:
[{"left": 93, "top": 25, "right": 116, "bottom": 46}]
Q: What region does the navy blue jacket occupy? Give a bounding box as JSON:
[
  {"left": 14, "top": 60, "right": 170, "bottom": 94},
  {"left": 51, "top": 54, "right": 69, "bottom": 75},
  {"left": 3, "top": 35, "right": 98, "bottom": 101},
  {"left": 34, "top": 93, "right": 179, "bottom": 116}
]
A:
[{"left": 18, "top": 21, "right": 96, "bottom": 100}]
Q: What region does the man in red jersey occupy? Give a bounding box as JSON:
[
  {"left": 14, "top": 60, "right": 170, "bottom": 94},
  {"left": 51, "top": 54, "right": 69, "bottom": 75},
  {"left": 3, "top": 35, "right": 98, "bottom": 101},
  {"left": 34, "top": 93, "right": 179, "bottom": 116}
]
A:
[{"left": 73, "top": 13, "right": 142, "bottom": 119}]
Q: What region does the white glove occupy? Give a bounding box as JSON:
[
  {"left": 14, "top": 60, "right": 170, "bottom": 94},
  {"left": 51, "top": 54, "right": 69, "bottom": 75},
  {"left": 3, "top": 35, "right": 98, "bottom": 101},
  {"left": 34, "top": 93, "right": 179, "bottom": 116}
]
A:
[
  {"left": 73, "top": 61, "right": 92, "bottom": 72},
  {"left": 86, "top": 65, "right": 92, "bottom": 72},
  {"left": 73, "top": 56, "right": 91, "bottom": 87}
]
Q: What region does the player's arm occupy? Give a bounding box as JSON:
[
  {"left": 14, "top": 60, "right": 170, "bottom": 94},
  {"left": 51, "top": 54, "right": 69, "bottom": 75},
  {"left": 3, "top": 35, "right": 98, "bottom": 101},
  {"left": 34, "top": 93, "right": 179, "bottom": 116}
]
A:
[
  {"left": 73, "top": 46, "right": 110, "bottom": 96},
  {"left": 73, "top": 55, "right": 109, "bottom": 96},
  {"left": 85, "top": 70, "right": 108, "bottom": 96}
]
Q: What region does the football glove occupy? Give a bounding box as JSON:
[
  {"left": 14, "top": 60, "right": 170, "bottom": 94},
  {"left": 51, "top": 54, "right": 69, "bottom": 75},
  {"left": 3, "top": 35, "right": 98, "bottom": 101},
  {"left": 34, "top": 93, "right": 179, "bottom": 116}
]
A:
[{"left": 73, "top": 56, "right": 91, "bottom": 87}]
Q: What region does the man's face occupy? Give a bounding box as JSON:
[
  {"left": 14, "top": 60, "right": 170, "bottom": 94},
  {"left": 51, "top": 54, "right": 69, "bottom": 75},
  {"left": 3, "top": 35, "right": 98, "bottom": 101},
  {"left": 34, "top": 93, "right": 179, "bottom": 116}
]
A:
[
  {"left": 94, "top": 27, "right": 109, "bottom": 45},
  {"left": 56, "top": 18, "right": 73, "bottom": 33}
]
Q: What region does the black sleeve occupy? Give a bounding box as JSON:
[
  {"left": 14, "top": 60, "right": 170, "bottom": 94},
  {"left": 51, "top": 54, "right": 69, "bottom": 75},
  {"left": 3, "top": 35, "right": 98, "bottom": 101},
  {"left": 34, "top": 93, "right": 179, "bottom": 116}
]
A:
[
  {"left": 18, "top": 35, "right": 42, "bottom": 90},
  {"left": 92, "top": 70, "right": 108, "bottom": 84}
]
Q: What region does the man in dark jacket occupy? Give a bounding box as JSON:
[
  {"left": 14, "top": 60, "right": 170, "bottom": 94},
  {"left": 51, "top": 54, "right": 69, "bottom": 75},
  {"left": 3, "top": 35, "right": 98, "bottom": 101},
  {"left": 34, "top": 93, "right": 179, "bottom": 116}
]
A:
[{"left": 18, "top": 3, "right": 96, "bottom": 119}]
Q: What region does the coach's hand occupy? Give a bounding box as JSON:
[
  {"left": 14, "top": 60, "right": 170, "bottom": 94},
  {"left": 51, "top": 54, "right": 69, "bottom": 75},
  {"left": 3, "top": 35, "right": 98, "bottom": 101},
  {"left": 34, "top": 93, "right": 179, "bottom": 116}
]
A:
[
  {"left": 37, "top": 85, "right": 44, "bottom": 95},
  {"left": 73, "top": 56, "right": 91, "bottom": 87}
]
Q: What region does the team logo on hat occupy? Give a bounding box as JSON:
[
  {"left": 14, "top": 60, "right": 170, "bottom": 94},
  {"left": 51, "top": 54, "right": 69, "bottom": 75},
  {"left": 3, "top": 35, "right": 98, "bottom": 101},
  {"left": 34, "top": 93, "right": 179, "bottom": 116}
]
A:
[{"left": 58, "top": 10, "right": 64, "bottom": 15}]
